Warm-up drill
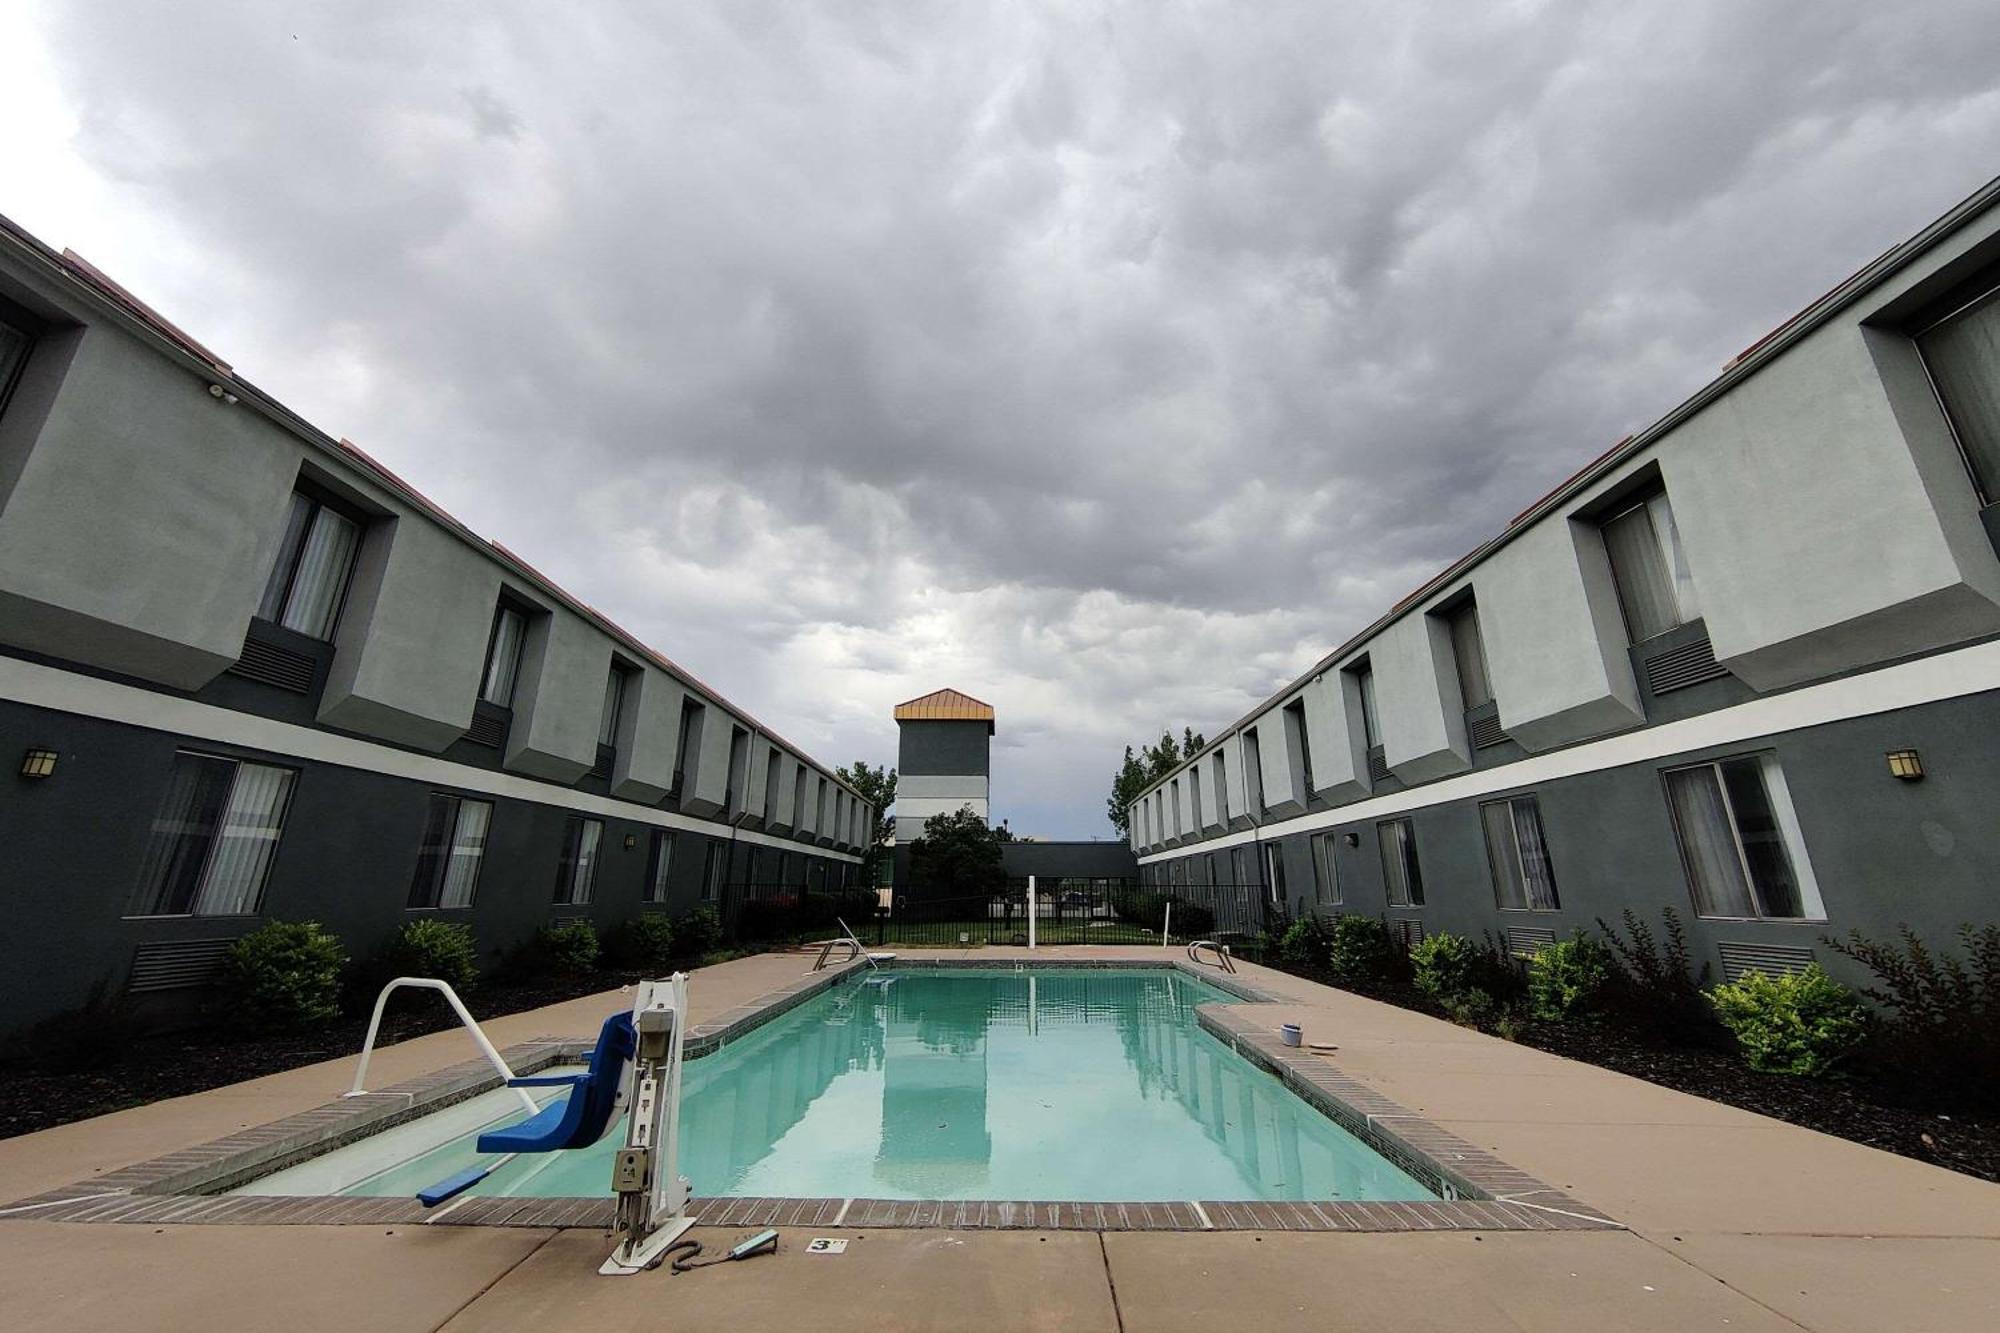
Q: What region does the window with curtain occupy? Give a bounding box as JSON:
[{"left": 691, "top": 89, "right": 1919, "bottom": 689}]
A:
[
  {"left": 1242, "top": 729, "right": 1266, "bottom": 815},
  {"left": 701, "top": 843, "right": 725, "bottom": 902},
  {"left": 130, "top": 753, "right": 296, "bottom": 916},
  {"left": 408, "top": 794, "right": 491, "bottom": 909},
  {"left": 1446, "top": 602, "right": 1494, "bottom": 710},
  {"left": 644, "top": 830, "right": 676, "bottom": 902},
  {"left": 0, "top": 313, "right": 35, "bottom": 419},
  {"left": 1189, "top": 768, "right": 1204, "bottom": 829},
  {"left": 1377, "top": 818, "right": 1424, "bottom": 907},
  {"left": 1284, "top": 699, "right": 1314, "bottom": 794},
  {"left": 1915, "top": 280, "right": 2000, "bottom": 502},
  {"left": 1311, "top": 832, "right": 1342, "bottom": 905},
  {"left": 1213, "top": 751, "right": 1230, "bottom": 821},
  {"left": 552, "top": 816, "right": 602, "bottom": 905},
  {"left": 597, "top": 667, "right": 630, "bottom": 747},
  {"left": 1664, "top": 755, "right": 1823, "bottom": 920},
  {"left": 1170, "top": 779, "right": 1182, "bottom": 835},
  {"left": 1602, "top": 490, "right": 1700, "bottom": 643},
  {"left": 256, "top": 491, "right": 363, "bottom": 641},
  {"left": 1263, "top": 843, "right": 1288, "bottom": 904},
  {"left": 1480, "top": 795, "right": 1560, "bottom": 910},
  {"left": 1350, "top": 664, "right": 1381, "bottom": 747},
  {"left": 481, "top": 604, "right": 528, "bottom": 707},
  {"left": 1231, "top": 847, "right": 1252, "bottom": 888}
]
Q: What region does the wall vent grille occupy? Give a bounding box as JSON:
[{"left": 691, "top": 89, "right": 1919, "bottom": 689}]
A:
[
  {"left": 1387, "top": 917, "right": 1426, "bottom": 949},
  {"left": 1646, "top": 635, "right": 1730, "bottom": 694},
  {"left": 127, "top": 938, "right": 233, "bottom": 993},
  {"left": 465, "top": 710, "right": 508, "bottom": 749},
  {"left": 1506, "top": 925, "right": 1558, "bottom": 957},
  {"left": 1468, "top": 712, "right": 1510, "bottom": 750},
  {"left": 1366, "top": 746, "right": 1391, "bottom": 783},
  {"left": 226, "top": 637, "right": 315, "bottom": 693},
  {"left": 1717, "top": 940, "right": 1816, "bottom": 983},
  {"left": 590, "top": 744, "right": 616, "bottom": 780}
]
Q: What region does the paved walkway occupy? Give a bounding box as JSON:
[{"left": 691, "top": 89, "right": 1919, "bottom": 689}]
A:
[{"left": 3, "top": 947, "right": 1995, "bottom": 1332}]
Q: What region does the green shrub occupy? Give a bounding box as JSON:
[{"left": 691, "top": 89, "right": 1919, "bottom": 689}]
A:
[
  {"left": 1526, "top": 933, "right": 1616, "bottom": 1022},
  {"left": 1826, "top": 924, "right": 2000, "bottom": 1105},
  {"left": 604, "top": 915, "right": 676, "bottom": 971},
  {"left": 1708, "top": 964, "right": 1870, "bottom": 1076},
  {"left": 1108, "top": 891, "right": 1213, "bottom": 939},
  {"left": 675, "top": 907, "right": 723, "bottom": 957},
  {"left": 1278, "top": 915, "right": 1334, "bottom": 968},
  {"left": 221, "top": 920, "right": 347, "bottom": 1032},
  {"left": 1410, "top": 932, "right": 1485, "bottom": 1005},
  {"left": 535, "top": 919, "right": 601, "bottom": 975},
  {"left": 375, "top": 919, "right": 480, "bottom": 991},
  {"left": 1327, "top": 915, "right": 1407, "bottom": 986}
]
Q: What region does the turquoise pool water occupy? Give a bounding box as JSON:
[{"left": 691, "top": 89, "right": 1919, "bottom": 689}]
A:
[{"left": 330, "top": 968, "right": 1432, "bottom": 1202}]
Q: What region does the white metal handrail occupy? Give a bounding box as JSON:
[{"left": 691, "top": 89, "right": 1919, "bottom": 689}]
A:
[
  {"left": 814, "top": 936, "right": 862, "bottom": 971},
  {"left": 345, "top": 977, "right": 538, "bottom": 1115},
  {"left": 1186, "top": 940, "right": 1237, "bottom": 974}
]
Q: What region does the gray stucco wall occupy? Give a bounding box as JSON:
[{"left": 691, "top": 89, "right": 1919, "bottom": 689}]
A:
[{"left": 506, "top": 603, "right": 612, "bottom": 782}]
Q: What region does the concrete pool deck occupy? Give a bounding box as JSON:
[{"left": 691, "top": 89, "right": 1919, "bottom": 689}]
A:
[{"left": 3, "top": 946, "right": 1996, "bottom": 1331}]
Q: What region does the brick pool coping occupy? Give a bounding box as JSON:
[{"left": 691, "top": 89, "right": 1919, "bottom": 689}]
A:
[{"left": 0, "top": 957, "right": 1618, "bottom": 1235}]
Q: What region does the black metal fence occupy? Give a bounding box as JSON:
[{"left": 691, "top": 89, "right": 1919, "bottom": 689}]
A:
[{"left": 713, "top": 878, "right": 1283, "bottom": 951}]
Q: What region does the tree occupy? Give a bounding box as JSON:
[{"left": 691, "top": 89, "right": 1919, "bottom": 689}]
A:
[
  {"left": 1106, "top": 726, "right": 1207, "bottom": 836},
  {"left": 906, "top": 805, "right": 1007, "bottom": 897},
  {"left": 837, "top": 759, "right": 896, "bottom": 885}
]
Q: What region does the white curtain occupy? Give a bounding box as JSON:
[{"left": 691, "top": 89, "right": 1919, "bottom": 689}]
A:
[
  {"left": 1450, "top": 606, "right": 1492, "bottom": 709},
  {"left": 193, "top": 763, "right": 295, "bottom": 916},
  {"left": 132, "top": 754, "right": 232, "bottom": 914},
  {"left": 280, "top": 507, "right": 361, "bottom": 639},
  {"left": 438, "top": 800, "right": 490, "bottom": 908},
  {"left": 1648, "top": 492, "right": 1701, "bottom": 626},
  {"left": 1665, "top": 766, "right": 1755, "bottom": 918},
  {"left": 1378, "top": 820, "right": 1421, "bottom": 906},
  {"left": 1481, "top": 802, "right": 1527, "bottom": 909},
  {"left": 1512, "top": 799, "right": 1560, "bottom": 911},
  {"left": 649, "top": 831, "right": 676, "bottom": 902},
  {"left": 570, "top": 819, "right": 602, "bottom": 904},
  {"left": 256, "top": 492, "right": 314, "bottom": 622},
  {"left": 1603, "top": 502, "right": 1679, "bottom": 641},
  {"left": 1919, "top": 290, "right": 2000, "bottom": 497},
  {"left": 483, "top": 608, "right": 526, "bottom": 705}
]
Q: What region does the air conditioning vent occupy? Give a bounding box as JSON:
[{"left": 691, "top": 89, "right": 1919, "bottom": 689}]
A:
[
  {"left": 127, "top": 938, "right": 233, "bottom": 993},
  {"left": 465, "top": 710, "right": 508, "bottom": 749},
  {"left": 1467, "top": 711, "right": 1509, "bottom": 750},
  {"left": 1366, "top": 746, "right": 1391, "bottom": 783},
  {"left": 1717, "top": 940, "right": 1816, "bottom": 983},
  {"left": 1387, "top": 917, "right": 1426, "bottom": 949},
  {"left": 1646, "top": 635, "right": 1730, "bottom": 694},
  {"left": 590, "top": 744, "right": 616, "bottom": 780},
  {"left": 226, "top": 637, "right": 315, "bottom": 693},
  {"left": 1506, "top": 925, "right": 1557, "bottom": 958}
]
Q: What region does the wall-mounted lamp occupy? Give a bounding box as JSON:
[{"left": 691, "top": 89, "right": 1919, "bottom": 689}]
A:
[
  {"left": 1342, "top": 831, "right": 1360, "bottom": 849},
  {"left": 1886, "top": 748, "right": 1924, "bottom": 782},
  {"left": 622, "top": 833, "right": 637, "bottom": 850},
  {"left": 19, "top": 748, "right": 58, "bottom": 779},
  {"left": 207, "top": 382, "right": 239, "bottom": 405}
]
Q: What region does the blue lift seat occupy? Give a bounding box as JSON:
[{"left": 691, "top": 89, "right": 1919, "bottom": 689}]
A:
[{"left": 476, "top": 1010, "right": 638, "bottom": 1155}]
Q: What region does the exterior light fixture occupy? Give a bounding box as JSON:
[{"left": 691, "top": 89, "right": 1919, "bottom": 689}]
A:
[
  {"left": 1342, "top": 831, "right": 1360, "bottom": 848},
  {"left": 1886, "top": 749, "right": 1924, "bottom": 781},
  {"left": 19, "top": 748, "right": 58, "bottom": 779},
  {"left": 623, "top": 833, "right": 637, "bottom": 850}
]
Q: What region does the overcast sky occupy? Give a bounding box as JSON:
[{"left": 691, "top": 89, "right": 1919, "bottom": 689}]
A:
[{"left": 5, "top": 3, "right": 1999, "bottom": 837}]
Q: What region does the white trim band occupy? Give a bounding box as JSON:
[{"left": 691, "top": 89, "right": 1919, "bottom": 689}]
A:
[
  {"left": 0, "top": 657, "right": 861, "bottom": 862},
  {"left": 1138, "top": 638, "right": 2000, "bottom": 863}
]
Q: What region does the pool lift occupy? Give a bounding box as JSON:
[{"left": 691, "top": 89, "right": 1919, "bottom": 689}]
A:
[{"left": 397, "top": 974, "right": 699, "bottom": 1276}]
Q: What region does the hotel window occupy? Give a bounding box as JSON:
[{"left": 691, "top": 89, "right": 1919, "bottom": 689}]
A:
[
  {"left": 726, "top": 726, "right": 750, "bottom": 816},
  {"left": 1377, "top": 818, "right": 1424, "bottom": 907},
  {"left": 672, "top": 697, "right": 704, "bottom": 796},
  {"left": 408, "top": 794, "right": 491, "bottom": 909},
  {"left": 1283, "top": 698, "right": 1314, "bottom": 797},
  {"left": 1354, "top": 665, "right": 1381, "bottom": 747},
  {"left": 0, "top": 307, "right": 35, "bottom": 419},
  {"left": 645, "top": 830, "right": 676, "bottom": 903},
  {"left": 1663, "top": 754, "right": 1824, "bottom": 921},
  {"left": 1263, "top": 843, "right": 1287, "bottom": 905},
  {"left": 1445, "top": 601, "right": 1493, "bottom": 711},
  {"left": 816, "top": 776, "right": 830, "bottom": 833},
  {"left": 130, "top": 753, "right": 296, "bottom": 917},
  {"left": 256, "top": 490, "right": 363, "bottom": 641},
  {"left": 1170, "top": 779, "right": 1183, "bottom": 836},
  {"left": 792, "top": 767, "right": 808, "bottom": 828},
  {"left": 1212, "top": 750, "right": 1230, "bottom": 822},
  {"left": 1602, "top": 489, "right": 1699, "bottom": 643},
  {"left": 1913, "top": 274, "right": 2000, "bottom": 502},
  {"left": 701, "top": 843, "right": 726, "bottom": 902},
  {"left": 763, "top": 748, "right": 782, "bottom": 821},
  {"left": 1189, "top": 767, "right": 1204, "bottom": 830},
  {"left": 1480, "top": 795, "right": 1559, "bottom": 911},
  {"left": 1311, "top": 831, "right": 1342, "bottom": 905},
  {"left": 481, "top": 604, "right": 529, "bottom": 707},
  {"left": 552, "top": 816, "right": 603, "bottom": 905},
  {"left": 597, "top": 666, "right": 632, "bottom": 748},
  {"left": 1242, "top": 729, "right": 1266, "bottom": 816}
]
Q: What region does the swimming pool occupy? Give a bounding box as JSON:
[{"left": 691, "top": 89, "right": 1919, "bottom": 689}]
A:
[{"left": 244, "top": 967, "right": 1433, "bottom": 1204}]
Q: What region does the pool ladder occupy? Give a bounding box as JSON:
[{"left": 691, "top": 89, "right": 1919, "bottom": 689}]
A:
[{"left": 1186, "top": 940, "right": 1237, "bottom": 974}]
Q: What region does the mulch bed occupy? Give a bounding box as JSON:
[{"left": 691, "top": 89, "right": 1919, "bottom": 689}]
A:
[
  {"left": 0, "top": 967, "right": 670, "bottom": 1141},
  {"left": 1258, "top": 956, "right": 2000, "bottom": 1184}
]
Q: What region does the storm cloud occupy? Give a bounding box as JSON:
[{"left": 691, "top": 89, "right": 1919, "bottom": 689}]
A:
[{"left": 6, "top": 1, "right": 1999, "bottom": 834}]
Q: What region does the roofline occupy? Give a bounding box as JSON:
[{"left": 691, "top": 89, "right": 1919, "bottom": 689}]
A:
[
  {"left": 1131, "top": 171, "right": 2000, "bottom": 810},
  {"left": 0, "top": 213, "right": 867, "bottom": 805}
]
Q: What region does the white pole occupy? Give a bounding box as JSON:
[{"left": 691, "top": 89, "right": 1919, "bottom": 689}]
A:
[
  {"left": 1162, "top": 899, "right": 1172, "bottom": 948},
  {"left": 1027, "top": 875, "right": 1037, "bottom": 950}
]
